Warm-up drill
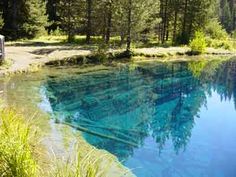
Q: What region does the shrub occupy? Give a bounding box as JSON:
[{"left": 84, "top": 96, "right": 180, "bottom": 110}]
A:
[
  {"left": 205, "top": 20, "right": 228, "bottom": 40},
  {"left": 114, "top": 50, "right": 133, "bottom": 59},
  {"left": 231, "top": 30, "right": 236, "bottom": 39},
  {"left": 50, "top": 27, "right": 65, "bottom": 36},
  {"left": 0, "top": 58, "right": 13, "bottom": 68},
  {"left": 90, "top": 43, "right": 109, "bottom": 63},
  {"left": 190, "top": 31, "right": 207, "bottom": 54},
  {"left": 206, "top": 38, "right": 234, "bottom": 50}
]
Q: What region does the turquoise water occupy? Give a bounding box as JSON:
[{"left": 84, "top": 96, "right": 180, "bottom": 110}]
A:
[{"left": 8, "top": 58, "right": 236, "bottom": 177}]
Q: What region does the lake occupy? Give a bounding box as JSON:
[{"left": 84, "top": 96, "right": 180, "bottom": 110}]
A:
[{"left": 1, "top": 57, "right": 236, "bottom": 177}]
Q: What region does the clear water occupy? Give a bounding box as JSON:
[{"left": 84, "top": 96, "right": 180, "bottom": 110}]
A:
[{"left": 3, "top": 58, "right": 236, "bottom": 177}]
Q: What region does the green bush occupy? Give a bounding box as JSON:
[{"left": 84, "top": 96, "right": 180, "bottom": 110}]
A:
[
  {"left": 205, "top": 20, "right": 229, "bottom": 40},
  {"left": 206, "top": 37, "right": 234, "bottom": 50},
  {"left": 0, "top": 59, "right": 14, "bottom": 69},
  {"left": 190, "top": 31, "right": 207, "bottom": 54},
  {"left": 204, "top": 19, "right": 235, "bottom": 50},
  {"left": 90, "top": 43, "right": 109, "bottom": 63},
  {"left": 50, "top": 27, "right": 65, "bottom": 36},
  {"left": 231, "top": 30, "right": 236, "bottom": 39}
]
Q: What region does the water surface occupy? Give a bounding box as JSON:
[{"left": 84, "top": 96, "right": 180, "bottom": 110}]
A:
[{"left": 2, "top": 58, "right": 236, "bottom": 177}]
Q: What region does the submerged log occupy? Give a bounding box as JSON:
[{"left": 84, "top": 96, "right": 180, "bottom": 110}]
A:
[{"left": 62, "top": 121, "right": 139, "bottom": 147}]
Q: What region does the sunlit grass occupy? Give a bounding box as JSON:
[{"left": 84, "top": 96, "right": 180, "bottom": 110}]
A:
[
  {"left": 51, "top": 148, "right": 110, "bottom": 177},
  {"left": 0, "top": 59, "right": 13, "bottom": 70},
  {"left": 31, "top": 35, "right": 121, "bottom": 46},
  {"left": 0, "top": 108, "right": 39, "bottom": 177},
  {"left": 0, "top": 107, "right": 133, "bottom": 177}
]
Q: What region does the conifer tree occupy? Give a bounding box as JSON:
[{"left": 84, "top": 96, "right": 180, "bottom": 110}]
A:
[
  {"left": 221, "top": 0, "right": 233, "bottom": 32},
  {"left": 0, "top": 0, "right": 47, "bottom": 40},
  {"left": 22, "top": 0, "right": 48, "bottom": 38},
  {"left": 58, "top": 0, "right": 83, "bottom": 42}
]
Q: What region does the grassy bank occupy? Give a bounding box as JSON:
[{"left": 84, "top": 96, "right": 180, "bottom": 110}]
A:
[
  {"left": 0, "top": 108, "right": 40, "bottom": 177},
  {"left": 0, "top": 107, "right": 133, "bottom": 177}
]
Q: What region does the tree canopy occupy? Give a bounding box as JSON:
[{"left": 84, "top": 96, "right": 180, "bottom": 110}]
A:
[{"left": 0, "top": 0, "right": 235, "bottom": 48}]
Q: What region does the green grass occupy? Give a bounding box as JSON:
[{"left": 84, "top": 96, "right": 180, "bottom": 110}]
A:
[
  {"left": 6, "top": 34, "right": 236, "bottom": 53},
  {"left": 0, "top": 59, "right": 13, "bottom": 70},
  {"left": 51, "top": 148, "right": 111, "bottom": 177},
  {"left": 0, "top": 107, "right": 133, "bottom": 177},
  {"left": 0, "top": 108, "right": 39, "bottom": 177},
  {"left": 6, "top": 35, "right": 122, "bottom": 47}
]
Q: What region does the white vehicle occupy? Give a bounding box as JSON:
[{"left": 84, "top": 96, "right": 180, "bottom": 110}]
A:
[{"left": 0, "top": 35, "right": 5, "bottom": 62}]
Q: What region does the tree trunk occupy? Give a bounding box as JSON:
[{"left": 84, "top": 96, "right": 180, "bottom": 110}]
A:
[
  {"left": 233, "top": 3, "right": 236, "bottom": 30},
  {"left": 159, "top": 0, "right": 163, "bottom": 43},
  {"left": 86, "top": 0, "right": 92, "bottom": 44},
  {"left": 67, "top": 0, "right": 74, "bottom": 43},
  {"left": 181, "top": 0, "right": 188, "bottom": 43},
  {"left": 162, "top": 0, "right": 168, "bottom": 43},
  {"left": 102, "top": 11, "right": 106, "bottom": 41},
  {"left": 105, "top": 1, "right": 112, "bottom": 44},
  {"left": 173, "top": 10, "right": 178, "bottom": 44},
  {"left": 126, "top": 0, "right": 132, "bottom": 51}
]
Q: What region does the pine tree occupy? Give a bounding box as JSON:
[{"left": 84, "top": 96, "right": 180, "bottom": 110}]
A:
[
  {"left": 58, "top": 0, "right": 83, "bottom": 42},
  {"left": 0, "top": 0, "right": 47, "bottom": 40},
  {"left": 221, "top": 0, "right": 233, "bottom": 32},
  {"left": 22, "top": 0, "right": 48, "bottom": 38},
  {"left": 115, "top": 0, "right": 159, "bottom": 50}
]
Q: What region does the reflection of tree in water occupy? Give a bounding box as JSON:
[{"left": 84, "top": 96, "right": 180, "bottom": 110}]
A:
[
  {"left": 188, "top": 57, "right": 236, "bottom": 108},
  {"left": 143, "top": 62, "right": 207, "bottom": 154},
  {"left": 213, "top": 58, "right": 236, "bottom": 108},
  {"left": 45, "top": 67, "right": 153, "bottom": 160},
  {"left": 44, "top": 57, "right": 236, "bottom": 160}
]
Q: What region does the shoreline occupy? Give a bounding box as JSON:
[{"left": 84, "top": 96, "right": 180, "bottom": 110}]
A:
[{"left": 1, "top": 44, "right": 235, "bottom": 76}]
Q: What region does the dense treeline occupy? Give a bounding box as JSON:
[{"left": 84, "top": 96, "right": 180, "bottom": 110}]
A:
[
  {"left": 0, "top": 0, "right": 47, "bottom": 39},
  {"left": 220, "top": 0, "right": 236, "bottom": 32},
  {"left": 0, "top": 0, "right": 235, "bottom": 49}
]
